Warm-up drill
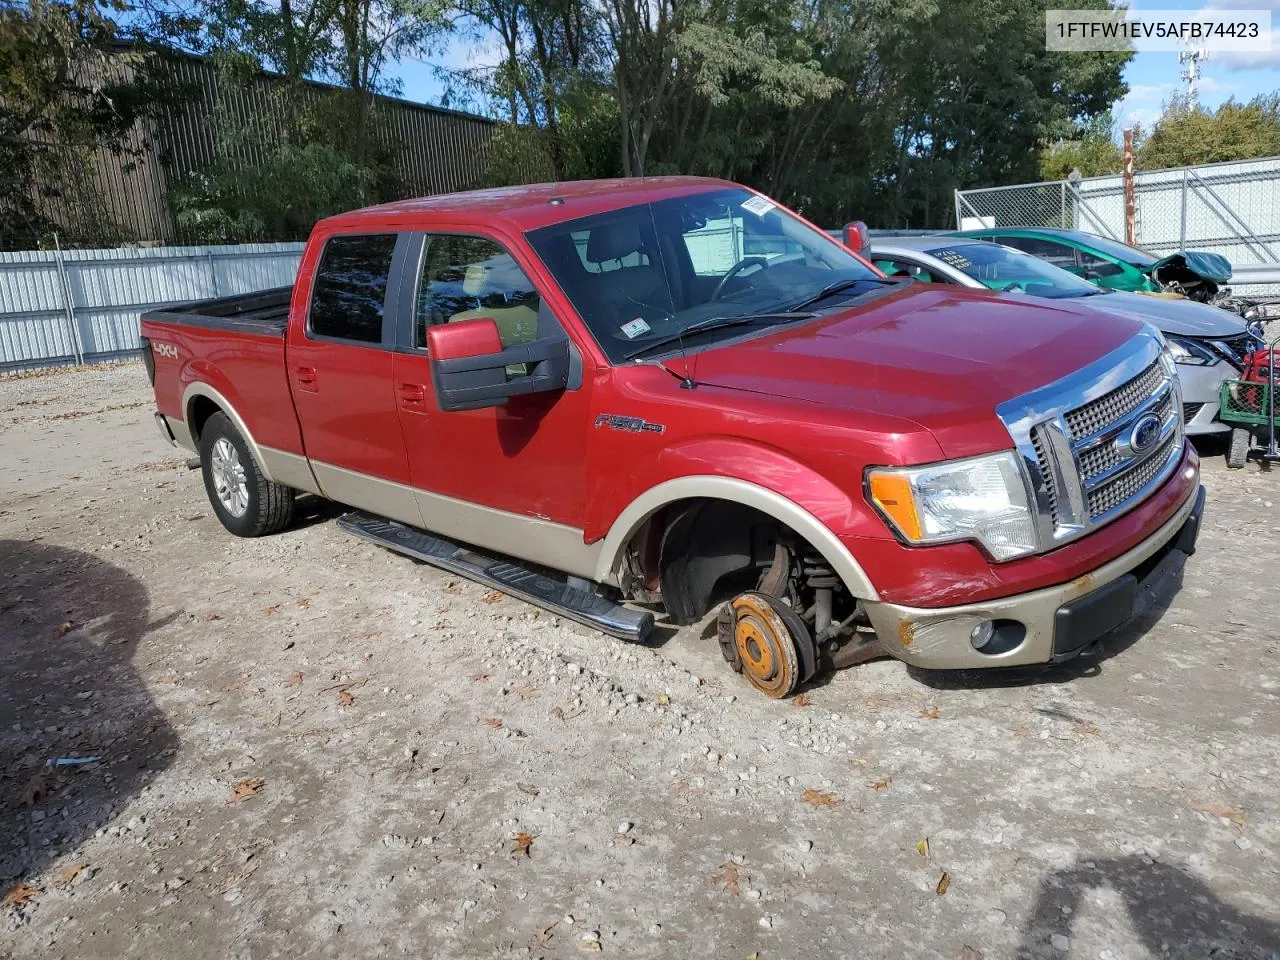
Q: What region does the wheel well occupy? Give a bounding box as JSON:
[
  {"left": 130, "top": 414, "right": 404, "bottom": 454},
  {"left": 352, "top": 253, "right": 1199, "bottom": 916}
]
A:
[
  {"left": 625, "top": 498, "right": 802, "bottom": 625},
  {"left": 187, "top": 396, "right": 221, "bottom": 442}
]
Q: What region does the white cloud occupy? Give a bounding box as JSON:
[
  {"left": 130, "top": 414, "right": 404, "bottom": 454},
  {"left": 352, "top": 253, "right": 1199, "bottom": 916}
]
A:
[{"left": 1202, "top": 0, "right": 1280, "bottom": 69}]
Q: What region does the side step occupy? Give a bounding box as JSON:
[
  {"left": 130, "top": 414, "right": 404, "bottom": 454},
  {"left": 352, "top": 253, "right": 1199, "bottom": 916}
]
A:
[{"left": 338, "top": 512, "right": 654, "bottom": 643}]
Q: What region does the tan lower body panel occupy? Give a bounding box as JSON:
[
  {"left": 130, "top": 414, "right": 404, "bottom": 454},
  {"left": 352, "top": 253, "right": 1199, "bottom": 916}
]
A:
[
  {"left": 308, "top": 461, "right": 601, "bottom": 581},
  {"left": 259, "top": 447, "right": 323, "bottom": 497},
  {"left": 862, "top": 483, "right": 1200, "bottom": 670}
]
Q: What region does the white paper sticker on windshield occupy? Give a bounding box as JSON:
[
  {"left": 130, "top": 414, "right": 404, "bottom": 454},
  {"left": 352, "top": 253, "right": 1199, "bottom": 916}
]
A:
[
  {"left": 621, "top": 317, "right": 651, "bottom": 339},
  {"left": 934, "top": 249, "right": 972, "bottom": 269},
  {"left": 741, "top": 195, "right": 775, "bottom": 217}
]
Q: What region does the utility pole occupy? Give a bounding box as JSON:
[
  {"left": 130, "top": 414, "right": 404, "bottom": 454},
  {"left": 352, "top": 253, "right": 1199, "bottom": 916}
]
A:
[{"left": 1123, "top": 129, "right": 1136, "bottom": 246}]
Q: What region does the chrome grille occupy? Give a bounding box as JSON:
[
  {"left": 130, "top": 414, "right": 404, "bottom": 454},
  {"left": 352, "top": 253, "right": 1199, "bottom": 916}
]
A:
[
  {"left": 1063, "top": 361, "right": 1165, "bottom": 440},
  {"left": 996, "top": 333, "right": 1185, "bottom": 557},
  {"left": 1087, "top": 433, "right": 1181, "bottom": 518}
]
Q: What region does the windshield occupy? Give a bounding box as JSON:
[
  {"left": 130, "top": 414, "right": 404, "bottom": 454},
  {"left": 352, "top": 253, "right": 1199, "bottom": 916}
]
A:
[
  {"left": 524, "top": 187, "right": 879, "bottom": 362},
  {"left": 923, "top": 242, "right": 1102, "bottom": 298}
]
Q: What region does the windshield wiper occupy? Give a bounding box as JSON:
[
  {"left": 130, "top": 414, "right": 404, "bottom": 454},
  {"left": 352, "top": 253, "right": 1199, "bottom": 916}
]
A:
[
  {"left": 624, "top": 312, "right": 816, "bottom": 362},
  {"left": 788, "top": 277, "right": 902, "bottom": 313}
]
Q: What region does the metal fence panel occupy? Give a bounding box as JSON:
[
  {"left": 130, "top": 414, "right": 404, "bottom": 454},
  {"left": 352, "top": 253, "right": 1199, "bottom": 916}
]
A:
[
  {"left": 955, "top": 156, "right": 1280, "bottom": 296},
  {"left": 0, "top": 242, "right": 304, "bottom": 372}
]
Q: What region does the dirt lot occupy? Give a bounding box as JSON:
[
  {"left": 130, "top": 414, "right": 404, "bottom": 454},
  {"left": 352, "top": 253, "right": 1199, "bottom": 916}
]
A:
[{"left": 1, "top": 362, "right": 1278, "bottom": 960}]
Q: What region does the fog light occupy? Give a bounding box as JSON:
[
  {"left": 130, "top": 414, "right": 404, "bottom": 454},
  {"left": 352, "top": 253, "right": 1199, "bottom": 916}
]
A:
[{"left": 970, "top": 620, "right": 995, "bottom": 650}]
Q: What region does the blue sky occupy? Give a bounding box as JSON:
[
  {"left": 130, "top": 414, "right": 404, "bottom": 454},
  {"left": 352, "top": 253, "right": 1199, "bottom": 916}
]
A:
[
  {"left": 388, "top": 2, "right": 1280, "bottom": 133},
  {"left": 1115, "top": 0, "right": 1280, "bottom": 130}
]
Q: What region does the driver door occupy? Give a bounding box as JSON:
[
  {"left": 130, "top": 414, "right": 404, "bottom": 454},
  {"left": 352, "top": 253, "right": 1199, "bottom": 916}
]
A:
[{"left": 391, "top": 231, "right": 595, "bottom": 575}]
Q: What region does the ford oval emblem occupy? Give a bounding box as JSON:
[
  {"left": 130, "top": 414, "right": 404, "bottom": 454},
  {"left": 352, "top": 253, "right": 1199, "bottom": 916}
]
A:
[{"left": 1128, "top": 414, "right": 1162, "bottom": 454}]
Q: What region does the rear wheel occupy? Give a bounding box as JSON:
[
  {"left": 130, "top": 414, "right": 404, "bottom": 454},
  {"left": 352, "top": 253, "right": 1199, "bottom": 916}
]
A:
[
  {"left": 1227, "top": 426, "right": 1251, "bottom": 469},
  {"left": 199, "top": 411, "right": 295, "bottom": 537}
]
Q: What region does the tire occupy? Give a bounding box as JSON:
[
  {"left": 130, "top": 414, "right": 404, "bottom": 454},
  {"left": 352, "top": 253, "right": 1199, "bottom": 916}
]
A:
[
  {"left": 1227, "top": 426, "right": 1251, "bottom": 469},
  {"left": 199, "top": 411, "right": 295, "bottom": 537}
]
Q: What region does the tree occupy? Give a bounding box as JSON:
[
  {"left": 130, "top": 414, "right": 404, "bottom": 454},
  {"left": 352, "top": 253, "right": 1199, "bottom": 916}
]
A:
[
  {"left": 1138, "top": 94, "right": 1280, "bottom": 169},
  {"left": 0, "top": 0, "right": 194, "bottom": 247},
  {"left": 1039, "top": 112, "right": 1123, "bottom": 179}
]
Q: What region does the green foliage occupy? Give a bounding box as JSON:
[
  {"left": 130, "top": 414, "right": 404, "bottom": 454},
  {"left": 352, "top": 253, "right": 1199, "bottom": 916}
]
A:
[
  {"left": 1039, "top": 113, "right": 1124, "bottom": 180},
  {"left": 1138, "top": 95, "right": 1280, "bottom": 169}
]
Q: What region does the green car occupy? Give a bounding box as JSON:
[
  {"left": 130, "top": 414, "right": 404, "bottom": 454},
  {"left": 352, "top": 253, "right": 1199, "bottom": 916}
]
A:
[{"left": 944, "top": 227, "right": 1232, "bottom": 303}]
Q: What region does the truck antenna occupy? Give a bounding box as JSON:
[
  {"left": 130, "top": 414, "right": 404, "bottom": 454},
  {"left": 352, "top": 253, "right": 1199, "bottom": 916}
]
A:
[{"left": 674, "top": 325, "right": 697, "bottom": 389}]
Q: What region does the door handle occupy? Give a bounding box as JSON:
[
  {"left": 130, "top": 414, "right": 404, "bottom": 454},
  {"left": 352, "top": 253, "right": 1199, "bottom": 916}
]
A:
[
  {"left": 398, "top": 382, "right": 426, "bottom": 409},
  {"left": 295, "top": 366, "right": 318, "bottom": 392}
]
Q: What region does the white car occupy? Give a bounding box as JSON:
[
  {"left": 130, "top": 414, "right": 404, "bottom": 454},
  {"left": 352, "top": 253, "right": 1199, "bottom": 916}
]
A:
[{"left": 867, "top": 237, "right": 1255, "bottom": 436}]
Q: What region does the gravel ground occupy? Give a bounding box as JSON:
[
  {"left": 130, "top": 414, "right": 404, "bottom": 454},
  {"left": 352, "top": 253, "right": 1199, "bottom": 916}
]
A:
[{"left": 2, "top": 362, "right": 1278, "bottom": 960}]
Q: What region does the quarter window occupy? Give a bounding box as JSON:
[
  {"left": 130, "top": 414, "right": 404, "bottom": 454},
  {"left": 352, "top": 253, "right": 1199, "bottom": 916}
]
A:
[
  {"left": 417, "top": 235, "right": 542, "bottom": 349},
  {"left": 309, "top": 233, "right": 398, "bottom": 343}
]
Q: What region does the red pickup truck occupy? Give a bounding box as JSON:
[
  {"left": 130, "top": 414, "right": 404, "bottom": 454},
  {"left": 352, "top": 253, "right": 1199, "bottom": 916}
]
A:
[{"left": 141, "top": 177, "right": 1204, "bottom": 698}]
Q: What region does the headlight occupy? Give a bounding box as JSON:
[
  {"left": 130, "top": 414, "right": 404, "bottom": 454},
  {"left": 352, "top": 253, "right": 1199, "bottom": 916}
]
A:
[
  {"left": 867, "top": 451, "right": 1038, "bottom": 561},
  {"left": 1164, "top": 334, "right": 1218, "bottom": 366}
]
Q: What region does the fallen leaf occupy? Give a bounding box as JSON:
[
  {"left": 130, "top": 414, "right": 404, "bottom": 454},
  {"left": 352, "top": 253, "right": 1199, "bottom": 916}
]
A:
[
  {"left": 517, "top": 782, "right": 540, "bottom": 797},
  {"left": 337, "top": 689, "right": 355, "bottom": 708},
  {"left": 916, "top": 838, "right": 929, "bottom": 858},
  {"left": 360, "top": 631, "right": 382, "bottom": 639},
  {"left": 21, "top": 772, "right": 51, "bottom": 807},
  {"left": 550, "top": 706, "right": 585, "bottom": 721},
  {"left": 57, "top": 620, "right": 77, "bottom": 636},
  {"left": 535, "top": 922, "right": 557, "bottom": 945},
  {"left": 55, "top": 864, "right": 87, "bottom": 887},
  {"left": 154, "top": 675, "right": 182, "bottom": 684},
  {"left": 482, "top": 717, "right": 504, "bottom": 730},
  {"left": 959, "top": 946, "right": 983, "bottom": 960},
  {"left": 198, "top": 699, "right": 219, "bottom": 708},
  {"left": 936, "top": 871, "right": 951, "bottom": 896},
  {"left": 801, "top": 788, "right": 838, "bottom": 809},
  {"left": 471, "top": 674, "right": 490, "bottom": 682},
  {"left": 576, "top": 942, "right": 602, "bottom": 954},
  {"left": 285, "top": 672, "right": 303, "bottom": 687},
  {"left": 1191, "top": 802, "right": 1247, "bottom": 832},
  {"left": 792, "top": 693, "right": 812, "bottom": 707},
  {"left": 919, "top": 705, "right": 940, "bottom": 720},
  {"left": 512, "top": 832, "right": 534, "bottom": 858},
  {"left": 869, "top": 776, "right": 893, "bottom": 791},
  {"left": 1076, "top": 720, "right": 1101, "bottom": 736},
  {"left": 204, "top": 613, "right": 223, "bottom": 622},
  {"left": 656, "top": 694, "right": 671, "bottom": 705},
  {"left": 226, "top": 778, "right": 265, "bottom": 804},
  {"left": 443, "top": 580, "right": 461, "bottom": 594},
  {"left": 711, "top": 861, "right": 746, "bottom": 895},
  {"left": 296, "top": 598, "right": 311, "bottom": 608},
  {"left": 480, "top": 591, "right": 504, "bottom": 604},
  {"left": 261, "top": 605, "right": 280, "bottom": 615},
  {"left": 513, "top": 685, "right": 539, "bottom": 700},
  {"left": 2, "top": 883, "right": 39, "bottom": 907}
]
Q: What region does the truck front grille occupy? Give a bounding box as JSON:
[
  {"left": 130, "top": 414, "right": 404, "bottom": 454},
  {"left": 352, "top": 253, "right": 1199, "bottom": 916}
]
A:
[
  {"left": 1063, "top": 361, "right": 1165, "bottom": 440},
  {"left": 996, "top": 334, "right": 1185, "bottom": 556}
]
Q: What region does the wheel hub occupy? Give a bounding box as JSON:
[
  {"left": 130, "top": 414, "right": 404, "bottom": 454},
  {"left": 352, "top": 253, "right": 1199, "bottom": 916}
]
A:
[
  {"left": 210, "top": 437, "right": 249, "bottom": 518},
  {"left": 727, "top": 593, "right": 800, "bottom": 698}
]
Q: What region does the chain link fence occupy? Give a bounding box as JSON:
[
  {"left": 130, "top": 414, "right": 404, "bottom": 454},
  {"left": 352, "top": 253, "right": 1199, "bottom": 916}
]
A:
[{"left": 955, "top": 157, "right": 1280, "bottom": 296}]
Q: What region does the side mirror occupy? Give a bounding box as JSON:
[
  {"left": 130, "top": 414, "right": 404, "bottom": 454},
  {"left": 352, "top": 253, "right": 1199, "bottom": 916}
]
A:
[
  {"left": 841, "top": 220, "right": 869, "bottom": 254},
  {"left": 427, "top": 317, "right": 570, "bottom": 412}
]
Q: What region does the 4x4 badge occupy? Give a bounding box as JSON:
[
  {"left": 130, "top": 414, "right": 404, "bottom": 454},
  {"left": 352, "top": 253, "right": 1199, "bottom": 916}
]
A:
[{"left": 594, "top": 414, "right": 665, "bottom": 434}]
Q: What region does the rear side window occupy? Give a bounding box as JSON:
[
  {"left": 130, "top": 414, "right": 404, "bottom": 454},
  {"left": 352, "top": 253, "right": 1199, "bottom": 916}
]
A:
[
  {"left": 996, "top": 236, "right": 1077, "bottom": 271},
  {"left": 309, "top": 234, "right": 398, "bottom": 343}
]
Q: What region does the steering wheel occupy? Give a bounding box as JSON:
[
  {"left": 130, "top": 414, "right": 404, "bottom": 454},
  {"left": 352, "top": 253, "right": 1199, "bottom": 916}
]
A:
[
  {"left": 1002, "top": 281, "right": 1025, "bottom": 293},
  {"left": 711, "top": 257, "right": 770, "bottom": 301}
]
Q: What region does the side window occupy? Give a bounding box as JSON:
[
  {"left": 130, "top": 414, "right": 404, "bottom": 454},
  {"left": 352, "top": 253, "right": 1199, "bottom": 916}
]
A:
[
  {"left": 1078, "top": 250, "right": 1125, "bottom": 279},
  {"left": 417, "top": 235, "right": 542, "bottom": 350},
  {"left": 875, "top": 258, "right": 939, "bottom": 282},
  {"left": 309, "top": 233, "right": 398, "bottom": 343},
  {"left": 996, "top": 236, "right": 1077, "bottom": 271}
]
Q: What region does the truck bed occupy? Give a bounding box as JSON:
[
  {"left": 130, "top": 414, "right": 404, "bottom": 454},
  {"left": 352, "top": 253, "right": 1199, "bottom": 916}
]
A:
[{"left": 142, "top": 286, "right": 292, "bottom": 336}]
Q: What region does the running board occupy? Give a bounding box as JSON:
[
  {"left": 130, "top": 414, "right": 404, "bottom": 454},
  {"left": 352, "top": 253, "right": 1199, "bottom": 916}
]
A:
[{"left": 338, "top": 512, "right": 654, "bottom": 643}]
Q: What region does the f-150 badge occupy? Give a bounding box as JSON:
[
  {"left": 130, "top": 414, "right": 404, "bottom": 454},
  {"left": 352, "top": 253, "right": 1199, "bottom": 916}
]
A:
[{"left": 594, "top": 414, "right": 665, "bottom": 434}]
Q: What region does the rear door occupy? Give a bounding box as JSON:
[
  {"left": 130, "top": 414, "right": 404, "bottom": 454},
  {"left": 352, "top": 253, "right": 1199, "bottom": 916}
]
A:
[
  {"left": 286, "top": 231, "right": 423, "bottom": 526},
  {"left": 390, "top": 230, "right": 596, "bottom": 576}
]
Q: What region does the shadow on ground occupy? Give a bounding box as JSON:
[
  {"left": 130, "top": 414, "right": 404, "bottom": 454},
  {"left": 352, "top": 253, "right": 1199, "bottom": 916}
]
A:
[
  {"left": 1019, "top": 855, "right": 1280, "bottom": 959},
  {"left": 0, "top": 540, "right": 177, "bottom": 889}
]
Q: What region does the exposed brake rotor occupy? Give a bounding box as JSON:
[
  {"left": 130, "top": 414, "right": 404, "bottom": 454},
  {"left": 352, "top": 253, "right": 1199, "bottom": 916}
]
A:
[{"left": 716, "top": 592, "right": 815, "bottom": 699}]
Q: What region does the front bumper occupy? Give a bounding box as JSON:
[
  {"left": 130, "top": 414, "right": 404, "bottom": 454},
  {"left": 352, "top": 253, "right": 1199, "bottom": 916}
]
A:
[
  {"left": 862, "top": 483, "right": 1204, "bottom": 670},
  {"left": 1178, "top": 361, "right": 1233, "bottom": 435}
]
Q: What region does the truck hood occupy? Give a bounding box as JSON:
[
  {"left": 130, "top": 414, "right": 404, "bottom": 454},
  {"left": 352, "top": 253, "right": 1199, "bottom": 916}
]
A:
[
  {"left": 1084, "top": 289, "right": 1246, "bottom": 338},
  {"left": 669, "top": 285, "right": 1146, "bottom": 459}
]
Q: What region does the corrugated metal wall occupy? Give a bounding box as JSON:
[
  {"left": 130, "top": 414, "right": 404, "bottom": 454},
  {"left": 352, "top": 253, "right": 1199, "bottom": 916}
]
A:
[
  {"left": 0, "top": 243, "right": 304, "bottom": 372},
  {"left": 20, "top": 53, "right": 498, "bottom": 248}
]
